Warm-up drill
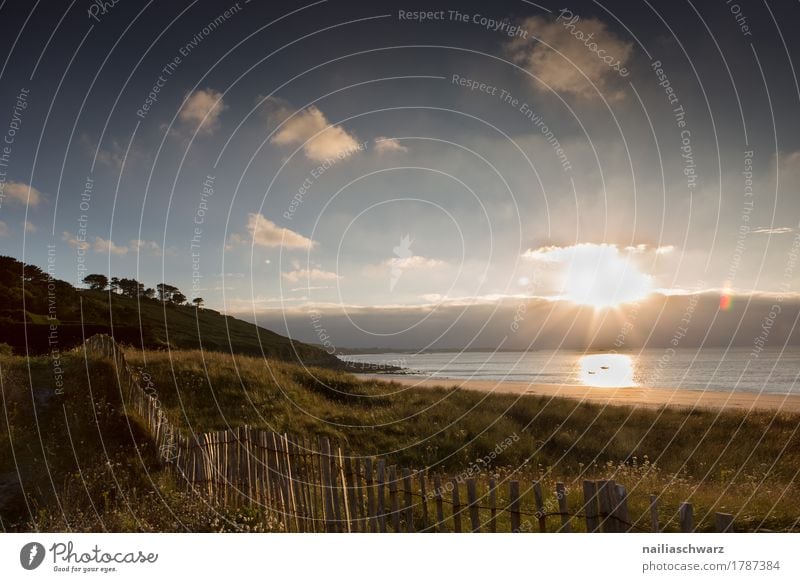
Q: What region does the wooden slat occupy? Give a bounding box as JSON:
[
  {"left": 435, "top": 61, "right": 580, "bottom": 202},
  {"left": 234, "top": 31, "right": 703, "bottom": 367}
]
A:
[
  {"left": 715, "top": 512, "right": 734, "bottom": 532},
  {"left": 452, "top": 479, "right": 462, "bottom": 533},
  {"left": 615, "top": 483, "right": 630, "bottom": 533},
  {"left": 488, "top": 477, "right": 497, "bottom": 533},
  {"left": 649, "top": 494, "right": 659, "bottom": 533},
  {"left": 597, "top": 480, "right": 613, "bottom": 533},
  {"left": 319, "top": 436, "right": 335, "bottom": 532},
  {"left": 467, "top": 478, "right": 480, "bottom": 532},
  {"left": 344, "top": 450, "right": 358, "bottom": 533},
  {"left": 365, "top": 458, "right": 377, "bottom": 533},
  {"left": 434, "top": 474, "right": 444, "bottom": 532},
  {"left": 583, "top": 480, "right": 600, "bottom": 533},
  {"left": 418, "top": 470, "right": 429, "bottom": 532},
  {"left": 679, "top": 502, "right": 694, "bottom": 533},
  {"left": 377, "top": 459, "right": 387, "bottom": 533},
  {"left": 403, "top": 468, "right": 414, "bottom": 532},
  {"left": 354, "top": 457, "right": 365, "bottom": 530},
  {"left": 509, "top": 480, "right": 521, "bottom": 533},
  {"left": 533, "top": 480, "right": 546, "bottom": 532},
  {"left": 556, "top": 482, "right": 571, "bottom": 533},
  {"left": 388, "top": 465, "right": 400, "bottom": 532},
  {"left": 337, "top": 446, "right": 351, "bottom": 533}
]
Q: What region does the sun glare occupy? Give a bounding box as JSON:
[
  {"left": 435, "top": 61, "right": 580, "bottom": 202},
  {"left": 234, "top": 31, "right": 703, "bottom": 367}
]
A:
[
  {"left": 559, "top": 244, "right": 652, "bottom": 308},
  {"left": 579, "top": 354, "right": 636, "bottom": 387}
]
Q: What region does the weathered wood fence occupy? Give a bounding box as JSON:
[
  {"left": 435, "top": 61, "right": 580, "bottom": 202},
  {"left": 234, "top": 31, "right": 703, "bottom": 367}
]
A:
[{"left": 83, "top": 334, "right": 736, "bottom": 533}]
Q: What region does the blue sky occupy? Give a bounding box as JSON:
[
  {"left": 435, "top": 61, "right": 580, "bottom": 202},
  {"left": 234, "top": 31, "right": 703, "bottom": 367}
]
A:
[{"left": 1, "top": 0, "right": 799, "bottom": 347}]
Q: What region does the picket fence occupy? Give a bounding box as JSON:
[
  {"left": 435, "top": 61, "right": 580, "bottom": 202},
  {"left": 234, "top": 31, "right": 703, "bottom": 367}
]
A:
[{"left": 83, "top": 334, "right": 736, "bottom": 533}]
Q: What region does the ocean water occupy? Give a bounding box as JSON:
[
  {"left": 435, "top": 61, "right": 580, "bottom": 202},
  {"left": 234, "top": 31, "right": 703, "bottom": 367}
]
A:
[{"left": 342, "top": 348, "right": 800, "bottom": 395}]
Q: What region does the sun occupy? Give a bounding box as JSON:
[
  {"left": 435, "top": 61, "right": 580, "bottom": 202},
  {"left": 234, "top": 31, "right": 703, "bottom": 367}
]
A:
[{"left": 559, "top": 244, "right": 652, "bottom": 308}]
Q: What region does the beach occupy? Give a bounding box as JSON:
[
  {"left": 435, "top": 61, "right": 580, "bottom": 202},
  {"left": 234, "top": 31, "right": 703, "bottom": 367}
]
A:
[{"left": 365, "top": 374, "right": 800, "bottom": 413}]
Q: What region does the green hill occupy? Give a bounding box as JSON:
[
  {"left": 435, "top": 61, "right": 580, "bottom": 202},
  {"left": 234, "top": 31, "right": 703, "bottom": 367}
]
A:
[{"left": 0, "top": 254, "right": 339, "bottom": 367}]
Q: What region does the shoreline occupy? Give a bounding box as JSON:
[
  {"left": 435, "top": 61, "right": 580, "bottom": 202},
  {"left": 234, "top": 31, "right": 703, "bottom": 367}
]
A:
[{"left": 361, "top": 374, "right": 800, "bottom": 413}]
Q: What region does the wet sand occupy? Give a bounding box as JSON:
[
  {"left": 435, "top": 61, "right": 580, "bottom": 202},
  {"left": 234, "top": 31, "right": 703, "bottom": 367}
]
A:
[{"left": 362, "top": 374, "right": 800, "bottom": 413}]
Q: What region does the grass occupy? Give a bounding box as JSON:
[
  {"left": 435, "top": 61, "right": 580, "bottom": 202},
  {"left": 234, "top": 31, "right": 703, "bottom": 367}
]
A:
[
  {"left": 2, "top": 347, "right": 799, "bottom": 531},
  {"left": 124, "top": 349, "right": 800, "bottom": 531}
]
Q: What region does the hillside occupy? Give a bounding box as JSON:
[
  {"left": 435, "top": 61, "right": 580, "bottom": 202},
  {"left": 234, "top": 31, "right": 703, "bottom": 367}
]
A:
[{"left": 0, "top": 254, "right": 339, "bottom": 366}]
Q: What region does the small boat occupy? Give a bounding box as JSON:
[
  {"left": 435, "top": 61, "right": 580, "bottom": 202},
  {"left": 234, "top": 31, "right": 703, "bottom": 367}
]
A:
[{"left": 600, "top": 365, "right": 609, "bottom": 370}]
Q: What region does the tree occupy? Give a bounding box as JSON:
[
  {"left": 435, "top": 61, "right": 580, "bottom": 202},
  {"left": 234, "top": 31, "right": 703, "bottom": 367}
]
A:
[
  {"left": 156, "top": 283, "right": 178, "bottom": 302},
  {"left": 192, "top": 297, "right": 204, "bottom": 309},
  {"left": 170, "top": 291, "right": 187, "bottom": 305},
  {"left": 118, "top": 278, "right": 144, "bottom": 298},
  {"left": 82, "top": 274, "right": 108, "bottom": 290},
  {"left": 110, "top": 277, "right": 121, "bottom": 294},
  {"left": 143, "top": 287, "right": 155, "bottom": 299}
]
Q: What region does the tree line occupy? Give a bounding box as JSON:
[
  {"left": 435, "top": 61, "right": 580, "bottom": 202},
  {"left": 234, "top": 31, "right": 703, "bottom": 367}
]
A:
[{"left": 82, "top": 274, "right": 203, "bottom": 308}]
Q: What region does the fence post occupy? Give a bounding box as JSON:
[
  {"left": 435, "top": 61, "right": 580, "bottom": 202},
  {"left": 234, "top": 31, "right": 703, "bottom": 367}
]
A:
[
  {"left": 434, "top": 474, "right": 444, "bottom": 532},
  {"left": 319, "top": 436, "right": 336, "bottom": 532},
  {"left": 354, "top": 457, "right": 365, "bottom": 530},
  {"left": 715, "top": 512, "right": 734, "bottom": 532},
  {"left": 376, "top": 459, "right": 387, "bottom": 533},
  {"left": 615, "top": 484, "right": 630, "bottom": 533},
  {"left": 418, "top": 470, "right": 429, "bottom": 531},
  {"left": 556, "top": 482, "right": 571, "bottom": 533},
  {"left": 533, "top": 480, "right": 546, "bottom": 532},
  {"left": 343, "top": 452, "right": 358, "bottom": 532},
  {"left": 509, "top": 480, "right": 521, "bottom": 532},
  {"left": 388, "top": 465, "right": 400, "bottom": 532},
  {"left": 488, "top": 477, "right": 497, "bottom": 533},
  {"left": 583, "top": 480, "right": 600, "bottom": 533},
  {"left": 649, "top": 495, "right": 659, "bottom": 532},
  {"left": 365, "top": 458, "right": 376, "bottom": 533},
  {"left": 467, "top": 478, "right": 480, "bottom": 532},
  {"left": 403, "top": 468, "right": 414, "bottom": 532},
  {"left": 679, "top": 502, "right": 694, "bottom": 532},
  {"left": 597, "top": 480, "right": 614, "bottom": 533},
  {"left": 452, "top": 479, "right": 462, "bottom": 533}
]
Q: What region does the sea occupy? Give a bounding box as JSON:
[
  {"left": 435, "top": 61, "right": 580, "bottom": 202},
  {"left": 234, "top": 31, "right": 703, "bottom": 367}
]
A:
[{"left": 341, "top": 348, "right": 800, "bottom": 395}]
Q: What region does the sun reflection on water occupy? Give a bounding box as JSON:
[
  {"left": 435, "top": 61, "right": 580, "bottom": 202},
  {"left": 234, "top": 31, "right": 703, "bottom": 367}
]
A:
[{"left": 578, "top": 354, "right": 636, "bottom": 387}]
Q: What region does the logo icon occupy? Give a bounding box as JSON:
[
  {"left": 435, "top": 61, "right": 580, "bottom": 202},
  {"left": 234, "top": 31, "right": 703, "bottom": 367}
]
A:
[{"left": 20, "top": 542, "right": 45, "bottom": 570}]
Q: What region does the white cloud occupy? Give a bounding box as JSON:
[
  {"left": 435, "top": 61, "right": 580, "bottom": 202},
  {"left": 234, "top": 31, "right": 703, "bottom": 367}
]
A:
[
  {"left": 94, "top": 236, "right": 129, "bottom": 255},
  {"left": 24, "top": 221, "right": 36, "bottom": 233},
  {"left": 265, "top": 98, "right": 360, "bottom": 162},
  {"left": 0, "top": 221, "right": 9, "bottom": 237},
  {"left": 374, "top": 137, "right": 408, "bottom": 154},
  {"left": 129, "top": 239, "right": 162, "bottom": 256},
  {"left": 281, "top": 268, "right": 341, "bottom": 284},
  {"left": 1, "top": 181, "right": 43, "bottom": 207},
  {"left": 179, "top": 88, "right": 227, "bottom": 134},
  {"left": 507, "top": 14, "right": 633, "bottom": 102},
  {"left": 246, "top": 212, "right": 315, "bottom": 250}
]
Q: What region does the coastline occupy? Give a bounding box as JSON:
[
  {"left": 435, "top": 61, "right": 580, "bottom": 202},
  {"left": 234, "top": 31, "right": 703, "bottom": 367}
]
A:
[{"left": 361, "top": 374, "right": 800, "bottom": 413}]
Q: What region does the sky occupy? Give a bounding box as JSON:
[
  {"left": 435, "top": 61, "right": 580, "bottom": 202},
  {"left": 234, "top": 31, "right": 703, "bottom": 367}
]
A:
[{"left": 1, "top": 0, "right": 800, "bottom": 349}]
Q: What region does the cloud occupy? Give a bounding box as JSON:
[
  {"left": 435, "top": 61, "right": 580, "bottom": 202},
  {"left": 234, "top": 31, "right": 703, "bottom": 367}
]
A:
[
  {"left": 0, "top": 221, "right": 9, "bottom": 237},
  {"left": 264, "top": 98, "right": 360, "bottom": 162},
  {"left": 24, "top": 221, "right": 36, "bottom": 233},
  {"left": 179, "top": 88, "right": 227, "bottom": 134},
  {"left": 374, "top": 137, "right": 408, "bottom": 154},
  {"left": 246, "top": 212, "right": 314, "bottom": 250},
  {"left": 62, "top": 231, "right": 161, "bottom": 256},
  {"left": 282, "top": 268, "right": 341, "bottom": 284},
  {"left": 507, "top": 13, "right": 633, "bottom": 101},
  {"left": 1, "top": 181, "right": 43, "bottom": 207}
]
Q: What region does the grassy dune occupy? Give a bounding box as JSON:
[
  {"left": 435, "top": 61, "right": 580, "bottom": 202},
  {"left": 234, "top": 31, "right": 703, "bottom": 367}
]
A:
[
  {"left": 127, "top": 349, "right": 800, "bottom": 531},
  {"left": 2, "top": 347, "right": 799, "bottom": 531}
]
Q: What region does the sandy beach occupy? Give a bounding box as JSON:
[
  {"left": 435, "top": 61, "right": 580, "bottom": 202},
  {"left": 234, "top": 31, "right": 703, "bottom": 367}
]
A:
[{"left": 363, "top": 374, "right": 800, "bottom": 413}]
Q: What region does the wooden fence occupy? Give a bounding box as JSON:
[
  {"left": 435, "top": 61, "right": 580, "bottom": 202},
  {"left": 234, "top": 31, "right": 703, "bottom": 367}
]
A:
[{"left": 82, "top": 334, "right": 736, "bottom": 533}]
